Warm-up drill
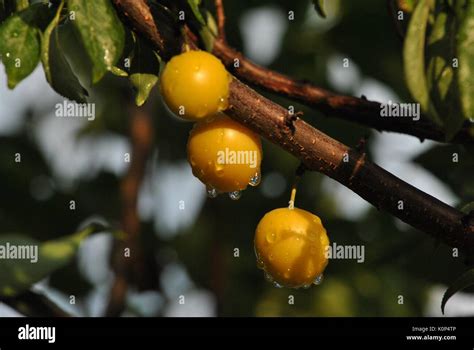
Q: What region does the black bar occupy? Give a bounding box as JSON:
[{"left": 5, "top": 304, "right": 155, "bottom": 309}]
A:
[{"left": 0, "top": 317, "right": 472, "bottom": 347}]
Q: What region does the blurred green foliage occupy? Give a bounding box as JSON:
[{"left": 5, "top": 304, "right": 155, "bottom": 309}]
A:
[{"left": 0, "top": 226, "right": 99, "bottom": 297}]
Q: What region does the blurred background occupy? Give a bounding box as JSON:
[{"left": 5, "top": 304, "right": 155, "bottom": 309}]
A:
[{"left": 1, "top": 0, "right": 473, "bottom": 317}]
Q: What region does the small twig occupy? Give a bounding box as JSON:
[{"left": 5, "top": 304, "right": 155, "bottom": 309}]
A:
[
  {"left": 215, "top": 0, "right": 226, "bottom": 42},
  {"left": 288, "top": 164, "right": 306, "bottom": 209}
]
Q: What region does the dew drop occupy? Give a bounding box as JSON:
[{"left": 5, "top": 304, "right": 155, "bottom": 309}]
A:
[
  {"left": 264, "top": 271, "right": 274, "bottom": 283},
  {"left": 218, "top": 97, "right": 228, "bottom": 111},
  {"left": 248, "top": 172, "right": 261, "bottom": 187},
  {"left": 266, "top": 231, "right": 276, "bottom": 244},
  {"left": 313, "top": 274, "right": 324, "bottom": 285},
  {"left": 272, "top": 281, "right": 283, "bottom": 288},
  {"left": 228, "top": 191, "right": 242, "bottom": 200},
  {"left": 217, "top": 130, "right": 225, "bottom": 144},
  {"left": 206, "top": 186, "right": 218, "bottom": 198},
  {"left": 214, "top": 163, "right": 225, "bottom": 177}
]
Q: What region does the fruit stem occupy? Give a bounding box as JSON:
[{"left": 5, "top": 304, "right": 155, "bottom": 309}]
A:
[
  {"left": 288, "top": 163, "right": 307, "bottom": 209},
  {"left": 288, "top": 184, "right": 297, "bottom": 210}
]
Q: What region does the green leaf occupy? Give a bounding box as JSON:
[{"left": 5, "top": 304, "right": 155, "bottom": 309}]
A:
[
  {"left": 312, "top": 0, "right": 327, "bottom": 18},
  {"left": 41, "top": 1, "right": 63, "bottom": 84},
  {"left": 110, "top": 66, "right": 128, "bottom": 77},
  {"left": 426, "top": 6, "right": 464, "bottom": 140},
  {"left": 109, "top": 29, "right": 136, "bottom": 78},
  {"left": 129, "top": 40, "right": 160, "bottom": 107},
  {"left": 0, "top": 7, "right": 41, "bottom": 88},
  {"left": 199, "top": 10, "right": 217, "bottom": 52},
  {"left": 187, "top": 0, "right": 206, "bottom": 26},
  {"left": 41, "top": 1, "right": 87, "bottom": 102},
  {"left": 130, "top": 73, "right": 158, "bottom": 107},
  {"left": 457, "top": 1, "right": 474, "bottom": 122},
  {"left": 46, "top": 28, "right": 88, "bottom": 102},
  {"left": 0, "top": 225, "right": 102, "bottom": 297},
  {"left": 442, "top": 268, "right": 474, "bottom": 314},
  {"left": 68, "top": 0, "right": 125, "bottom": 83},
  {"left": 205, "top": 9, "right": 218, "bottom": 37},
  {"left": 427, "top": 10, "right": 453, "bottom": 102},
  {"left": 403, "top": 0, "right": 440, "bottom": 123}
]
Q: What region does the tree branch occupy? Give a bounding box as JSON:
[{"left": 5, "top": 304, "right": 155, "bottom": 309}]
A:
[
  {"left": 215, "top": 0, "right": 226, "bottom": 42},
  {"left": 113, "top": 0, "right": 180, "bottom": 60},
  {"left": 105, "top": 104, "right": 154, "bottom": 317},
  {"left": 112, "top": 0, "right": 474, "bottom": 255},
  {"left": 228, "top": 79, "right": 474, "bottom": 254},
  {"left": 212, "top": 39, "right": 474, "bottom": 145}
]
